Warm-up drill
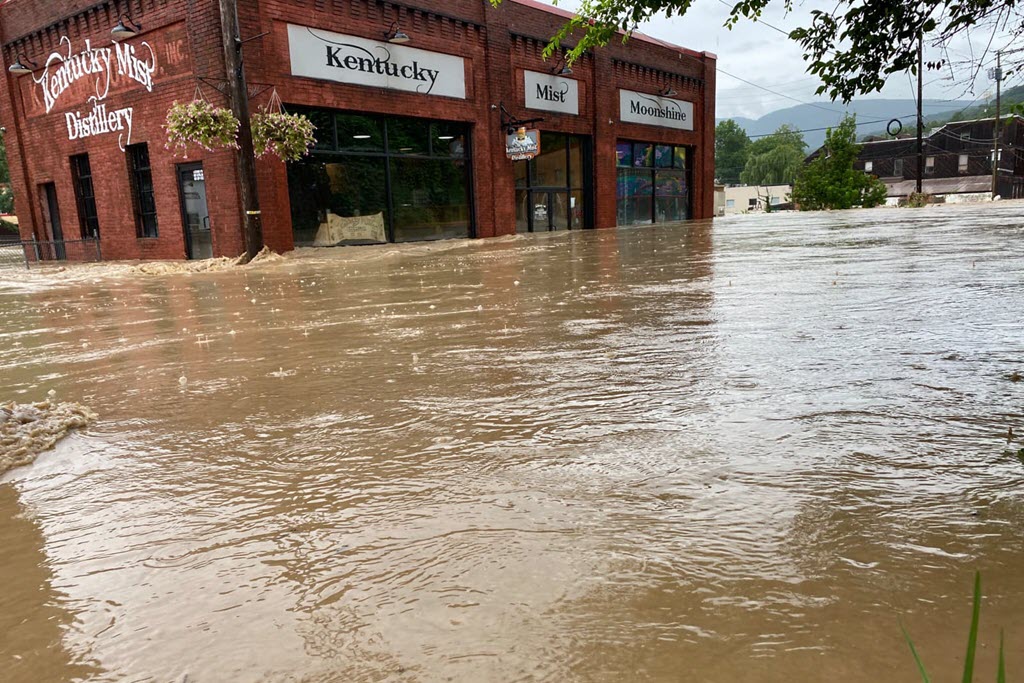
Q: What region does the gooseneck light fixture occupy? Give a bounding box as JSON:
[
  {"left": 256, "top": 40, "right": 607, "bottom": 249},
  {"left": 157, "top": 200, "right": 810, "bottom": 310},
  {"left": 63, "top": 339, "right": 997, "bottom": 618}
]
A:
[
  {"left": 7, "top": 54, "right": 37, "bottom": 75},
  {"left": 661, "top": 86, "right": 678, "bottom": 97},
  {"left": 551, "top": 57, "right": 572, "bottom": 76},
  {"left": 111, "top": 13, "right": 142, "bottom": 40},
  {"left": 385, "top": 21, "right": 410, "bottom": 45}
]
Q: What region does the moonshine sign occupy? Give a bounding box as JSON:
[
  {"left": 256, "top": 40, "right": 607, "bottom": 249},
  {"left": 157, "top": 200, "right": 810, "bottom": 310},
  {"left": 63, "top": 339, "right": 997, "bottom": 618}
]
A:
[
  {"left": 619, "top": 89, "right": 694, "bottom": 131},
  {"left": 32, "top": 36, "right": 157, "bottom": 152}
]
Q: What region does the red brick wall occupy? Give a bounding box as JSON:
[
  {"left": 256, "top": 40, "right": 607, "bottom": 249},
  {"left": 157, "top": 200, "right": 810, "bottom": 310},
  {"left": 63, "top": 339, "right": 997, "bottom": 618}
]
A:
[
  {"left": 0, "top": 0, "right": 716, "bottom": 260},
  {"left": 0, "top": 0, "right": 243, "bottom": 260}
]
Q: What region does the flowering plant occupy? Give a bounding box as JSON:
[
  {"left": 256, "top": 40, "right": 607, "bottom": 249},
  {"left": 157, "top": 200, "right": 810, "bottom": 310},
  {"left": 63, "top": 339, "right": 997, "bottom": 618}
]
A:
[
  {"left": 164, "top": 100, "right": 240, "bottom": 157},
  {"left": 251, "top": 111, "right": 316, "bottom": 161}
]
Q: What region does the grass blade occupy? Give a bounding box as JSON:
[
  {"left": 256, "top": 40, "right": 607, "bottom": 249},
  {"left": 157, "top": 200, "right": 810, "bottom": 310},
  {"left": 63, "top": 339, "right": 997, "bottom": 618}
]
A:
[
  {"left": 997, "top": 630, "right": 1006, "bottom": 683},
  {"left": 962, "top": 571, "right": 982, "bottom": 683},
  {"left": 901, "top": 620, "right": 932, "bottom": 683}
]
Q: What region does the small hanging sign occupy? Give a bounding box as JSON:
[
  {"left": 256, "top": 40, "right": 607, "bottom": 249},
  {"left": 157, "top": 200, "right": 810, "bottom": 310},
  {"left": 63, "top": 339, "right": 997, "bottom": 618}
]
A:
[{"left": 506, "top": 127, "right": 540, "bottom": 161}]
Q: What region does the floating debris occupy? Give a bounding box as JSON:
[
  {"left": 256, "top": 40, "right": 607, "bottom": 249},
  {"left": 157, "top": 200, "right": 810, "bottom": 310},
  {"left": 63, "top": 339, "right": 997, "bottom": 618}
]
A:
[{"left": 1, "top": 399, "right": 97, "bottom": 475}]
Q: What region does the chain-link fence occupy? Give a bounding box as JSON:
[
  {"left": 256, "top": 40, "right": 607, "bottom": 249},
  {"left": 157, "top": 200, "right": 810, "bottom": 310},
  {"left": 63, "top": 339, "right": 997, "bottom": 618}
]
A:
[
  {"left": 0, "top": 237, "right": 102, "bottom": 270},
  {"left": 0, "top": 241, "right": 28, "bottom": 269}
]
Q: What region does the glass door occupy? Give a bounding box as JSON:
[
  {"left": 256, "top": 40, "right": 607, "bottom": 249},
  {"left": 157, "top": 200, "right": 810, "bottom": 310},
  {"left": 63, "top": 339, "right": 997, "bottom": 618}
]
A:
[
  {"left": 514, "top": 132, "right": 591, "bottom": 233},
  {"left": 177, "top": 163, "right": 213, "bottom": 260}
]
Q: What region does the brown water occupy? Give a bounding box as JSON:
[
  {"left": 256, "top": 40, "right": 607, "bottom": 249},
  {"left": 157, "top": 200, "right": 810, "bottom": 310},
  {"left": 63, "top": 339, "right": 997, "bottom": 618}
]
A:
[{"left": 1, "top": 205, "right": 1022, "bottom": 682}]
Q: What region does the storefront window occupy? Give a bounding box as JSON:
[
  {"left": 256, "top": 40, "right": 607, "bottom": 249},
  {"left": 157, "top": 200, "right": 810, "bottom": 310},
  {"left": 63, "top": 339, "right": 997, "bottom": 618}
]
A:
[
  {"left": 616, "top": 142, "right": 633, "bottom": 168},
  {"left": 391, "top": 158, "right": 471, "bottom": 242},
  {"left": 617, "top": 141, "right": 691, "bottom": 226},
  {"left": 287, "top": 108, "right": 472, "bottom": 245},
  {"left": 514, "top": 132, "right": 591, "bottom": 232}
]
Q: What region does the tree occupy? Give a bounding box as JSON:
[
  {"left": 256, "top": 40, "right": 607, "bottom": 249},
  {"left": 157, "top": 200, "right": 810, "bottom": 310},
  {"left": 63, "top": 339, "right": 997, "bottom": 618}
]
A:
[
  {"left": 491, "top": 0, "right": 1022, "bottom": 103},
  {"left": 739, "top": 125, "right": 806, "bottom": 185},
  {"left": 0, "top": 130, "right": 12, "bottom": 215},
  {"left": 715, "top": 119, "right": 750, "bottom": 185},
  {"left": 791, "top": 115, "right": 888, "bottom": 210},
  {"left": 0, "top": 129, "right": 9, "bottom": 185}
]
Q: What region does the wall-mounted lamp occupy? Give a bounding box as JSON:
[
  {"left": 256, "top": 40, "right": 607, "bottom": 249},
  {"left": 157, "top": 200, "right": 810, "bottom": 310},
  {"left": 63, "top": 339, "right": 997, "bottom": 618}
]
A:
[
  {"left": 111, "top": 13, "right": 142, "bottom": 39},
  {"left": 661, "top": 87, "right": 678, "bottom": 97},
  {"left": 385, "top": 21, "right": 410, "bottom": 45},
  {"left": 551, "top": 57, "right": 573, "bottom": 76},
  {"left": 7, "top": 54, "right": 36, "bottom": 75}
]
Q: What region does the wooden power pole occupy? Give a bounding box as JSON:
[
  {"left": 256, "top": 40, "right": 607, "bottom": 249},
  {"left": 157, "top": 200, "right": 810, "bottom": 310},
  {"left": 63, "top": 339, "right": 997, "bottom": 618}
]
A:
[
  {"left": 916, "top": 32, "right": 924, "bottom": 195},
  {"left": 991, "top": 51, "right": 1002, "bottom": 199},
  {"left": 220, "top": 0, "right": 263, "bottom": 261}
]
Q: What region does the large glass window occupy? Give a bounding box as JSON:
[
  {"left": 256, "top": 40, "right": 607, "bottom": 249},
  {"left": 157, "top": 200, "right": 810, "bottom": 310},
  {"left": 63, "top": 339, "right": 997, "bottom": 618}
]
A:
[
  {"left": 127, "top": 143, "right": 158, "bottom": 238},
  {"left": 616, "top": 140, "right": 692, "bottom": 226},
  {"left": 515, "top": 132, "right": 590, "bottom": 233},
  {"left": 287, "top": 108, "right": 472, "bottom": 245},
  {"left": 70, "top": 153, "right": 100, "bottom": 239}
]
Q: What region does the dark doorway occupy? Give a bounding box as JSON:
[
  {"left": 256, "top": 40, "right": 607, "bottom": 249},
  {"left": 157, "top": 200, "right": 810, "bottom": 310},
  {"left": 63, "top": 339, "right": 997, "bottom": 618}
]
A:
[
  {"left": 177, "top": 163, "right": 212, "bottom": 260},
  {"left": 40, "top": 183, "right": 65, "bottom": 260}
]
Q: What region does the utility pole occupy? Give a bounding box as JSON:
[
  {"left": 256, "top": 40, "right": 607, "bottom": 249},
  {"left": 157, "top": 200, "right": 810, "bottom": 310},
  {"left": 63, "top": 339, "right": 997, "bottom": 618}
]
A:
[
  {"left": 220, "top": 0, "right": 263, "bottom": 261},
  {"left": 990, "top": 51, "right": 1002, "bottom": 199},
  {"left": 916, "top": 31, "right": 924, "bottom": 195}
]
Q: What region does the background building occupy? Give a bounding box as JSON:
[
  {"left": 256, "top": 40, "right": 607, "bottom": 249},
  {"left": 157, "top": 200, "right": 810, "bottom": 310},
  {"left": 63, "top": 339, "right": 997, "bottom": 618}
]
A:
[
  {"left": 0, "top": 0, "right": 716, "bottom": 261},
  {"left": 721, "top": 184, "right": 791, "bottom": 214},
  {"left": 852, "top": 115, "right": 1024, "bottom": 203}
]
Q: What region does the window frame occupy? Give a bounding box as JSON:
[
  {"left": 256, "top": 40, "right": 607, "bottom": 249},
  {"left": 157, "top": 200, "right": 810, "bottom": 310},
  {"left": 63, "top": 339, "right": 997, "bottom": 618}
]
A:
[
  {"left": 127, "top": 143, "right": 158, "bottom": 238},
  {"left": 286, "top": 107, "right": 475, "bottom": 244},
  {"left": 616, "top": 138, "right": 692, "bottom": 225},
  {"left": 70, "top": 153, "right": 100, "bottom": 239}
]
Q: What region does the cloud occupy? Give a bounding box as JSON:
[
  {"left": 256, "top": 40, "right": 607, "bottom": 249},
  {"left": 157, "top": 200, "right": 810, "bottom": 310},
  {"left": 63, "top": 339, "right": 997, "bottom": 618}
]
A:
[{"left": 531, "top": 0, "right": 1008, "bottom": 119}]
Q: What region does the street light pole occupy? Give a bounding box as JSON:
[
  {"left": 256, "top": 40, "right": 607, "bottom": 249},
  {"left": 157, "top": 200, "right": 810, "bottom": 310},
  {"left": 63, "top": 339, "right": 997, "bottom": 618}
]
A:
[{"left": 219, "top": 0, "right": 263, "bottom": 261}]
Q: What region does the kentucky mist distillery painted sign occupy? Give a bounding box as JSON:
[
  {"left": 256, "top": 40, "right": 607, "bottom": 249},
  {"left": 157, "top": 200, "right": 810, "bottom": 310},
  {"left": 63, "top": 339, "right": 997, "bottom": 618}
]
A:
[
  {"left": 523, "top": 70, "right": 578, "bottom": 116},
  {"left": 288, "top": 24, "right": 466, "bottom": 99},
  {"left": 619, "top": 90, "right": 694, "bottom": 131},
  {"left": 32, "top": 36, "right": 156, "bottom": 151}
]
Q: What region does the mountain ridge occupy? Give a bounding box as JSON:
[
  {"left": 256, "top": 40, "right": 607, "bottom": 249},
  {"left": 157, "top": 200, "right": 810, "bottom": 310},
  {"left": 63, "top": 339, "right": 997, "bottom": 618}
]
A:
[{"left": 720, "top": 98, "right": 974, "bottom": 150}]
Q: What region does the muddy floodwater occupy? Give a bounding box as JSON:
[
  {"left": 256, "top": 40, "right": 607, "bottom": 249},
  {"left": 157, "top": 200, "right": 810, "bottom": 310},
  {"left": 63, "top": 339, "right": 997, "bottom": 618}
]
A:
[{"left": 1, "top": 205, "right": 1023, "bottom": 682}]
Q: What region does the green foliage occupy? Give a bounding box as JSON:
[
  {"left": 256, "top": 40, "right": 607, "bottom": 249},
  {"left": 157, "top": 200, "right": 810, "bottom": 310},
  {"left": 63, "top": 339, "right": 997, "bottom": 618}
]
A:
[
  {"left": 715, "top": 119, "right": 750, "bottom": 185},
  {"left": 791, "top": 115, "right": 888, "bottom": 210},
  {"left": 251, "top": 112, "right": 316, "bottom": 162},
  {"left": 907, "top": 192, "right": 930, "bottom": 208},
  {"left": 164, "top": 100, "right": 240, "bottom": 157},
  {"left": 0, "top": 187, "right": 13, "bottom": 214},
  {"left": 490, "top": 0, "right": 1020, "bottom": 103},
  {"left": 902, "top": 572, "right": 1007, "bottom": 683},
  {"left": 740, "top": 125, "right": 806, "bottom": 185},
  {"left": 0, "top": 129, "right": 9, "bottom": 185}
]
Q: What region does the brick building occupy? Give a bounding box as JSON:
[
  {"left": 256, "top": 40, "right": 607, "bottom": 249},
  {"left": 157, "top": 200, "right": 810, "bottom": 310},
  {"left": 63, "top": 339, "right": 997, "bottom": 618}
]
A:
[
  {"left": 851, "top": 116, "right": 1024, "bottom": 202},
  {"left": 0, "top": 0, "right": 716, "bottom": 260}
]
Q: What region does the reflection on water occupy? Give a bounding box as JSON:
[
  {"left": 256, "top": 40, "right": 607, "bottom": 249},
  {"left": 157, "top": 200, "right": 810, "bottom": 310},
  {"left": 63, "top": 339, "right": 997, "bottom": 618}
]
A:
[
  {"left": 0, "top": 485, "right": 99, "bottom": 681},
  {"left": 1, "top": 205, "right": 1022, "bottom": 682}
]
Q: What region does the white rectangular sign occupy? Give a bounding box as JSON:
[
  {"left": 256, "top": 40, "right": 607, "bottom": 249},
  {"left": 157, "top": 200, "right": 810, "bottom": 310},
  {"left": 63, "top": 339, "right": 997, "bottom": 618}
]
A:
[
  {"left": 288, "top": 24, "right": 466, "bottom": 99},
  {"left": 523, "top": 70, "right": 579, "bottom": 115},
  {"left": 619, "top": 89, "right": 694, "bottom": 130}
]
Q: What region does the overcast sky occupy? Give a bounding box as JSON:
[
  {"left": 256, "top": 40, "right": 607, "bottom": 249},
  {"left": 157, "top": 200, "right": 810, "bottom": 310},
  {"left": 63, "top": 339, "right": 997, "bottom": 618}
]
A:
[{"left": 535, "top": 0, "right": 1010, "bottom": 120}]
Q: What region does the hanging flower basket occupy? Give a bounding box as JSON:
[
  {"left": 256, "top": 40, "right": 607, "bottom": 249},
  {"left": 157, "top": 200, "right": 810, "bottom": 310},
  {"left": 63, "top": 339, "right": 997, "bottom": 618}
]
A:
[
  {"left": 251, "top": 111, "right": 316, "bottom": 162},
  {"left": 164, "top": 100, "right": 240, "bottom": 157}
]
